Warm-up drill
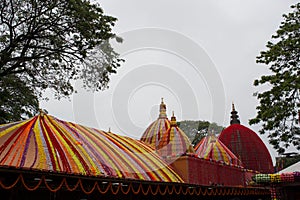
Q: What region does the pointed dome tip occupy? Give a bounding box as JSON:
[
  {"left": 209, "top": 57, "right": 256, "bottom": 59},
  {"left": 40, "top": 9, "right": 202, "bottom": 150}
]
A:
[
  {"left": 230, "top": 103, "right": 240, "bottom": 125},
  {"left": 159, "top": 98, "right": 167, "bottom": 119},
  {"left": 170, "top": 111, "right": 177, "bottom": 126},
  {"left": 232, "top": 102, "right": 236, "bottom": 111}
]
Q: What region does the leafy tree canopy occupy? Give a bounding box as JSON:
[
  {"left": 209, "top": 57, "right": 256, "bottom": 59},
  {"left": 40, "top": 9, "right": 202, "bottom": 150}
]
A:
[
  {"left": 0, "top": 0, "right": 122, "bottom": 98},
  {"left": 0, "top": 0, "right": 122, "bottom": 123},
  {"left": 250, "top": 3, "right": 300, "bottom": 154},
  {"left": 178, "top": 120, "right": 224, "bottom": 146},
  {"left": 0, "top": 74, "right": 38, "bottom": 124}
]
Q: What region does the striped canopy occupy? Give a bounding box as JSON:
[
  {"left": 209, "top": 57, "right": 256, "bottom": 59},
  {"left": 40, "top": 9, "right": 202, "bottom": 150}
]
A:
[
  {"left": 194, "top": 134, "right": 242, "bottom": 166},
  {"left": 0, "top": 113, "right": 183, "bottom": 182},
  {"left": 157, "top": 114, "right": 195, "bottom": 158}
]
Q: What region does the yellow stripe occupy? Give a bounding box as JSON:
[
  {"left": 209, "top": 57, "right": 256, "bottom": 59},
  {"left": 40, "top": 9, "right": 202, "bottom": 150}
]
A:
[
  {"left": 39, "top": 116, "right": 60, "bottom": 171},
  {"left": 34, "top": 120, "right": 47, "bottom": 169},
  {"left": 44, "top": 116, "right": 84, "bottom": 174},
  {"left": 0, "top": 120, "right": 29, "bottom": 137}
]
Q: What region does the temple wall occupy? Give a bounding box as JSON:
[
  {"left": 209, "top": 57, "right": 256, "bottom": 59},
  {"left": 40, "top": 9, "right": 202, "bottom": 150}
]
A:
[{"left": 170, "top": 156, "right": 256, "bottom": 187}]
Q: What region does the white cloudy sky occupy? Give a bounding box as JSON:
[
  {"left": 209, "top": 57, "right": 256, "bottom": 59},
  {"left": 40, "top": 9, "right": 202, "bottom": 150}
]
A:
[{"left": 40, "top": 0, "right": 299, "bottom": 161}]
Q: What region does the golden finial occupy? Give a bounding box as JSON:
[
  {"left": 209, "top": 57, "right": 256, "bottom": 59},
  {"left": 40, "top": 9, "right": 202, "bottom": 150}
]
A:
[
  {"left": 159, "top": 98, "right": 167, "bottom": 119},
  {"left": 170, "top": 111, "right": 177, "bottom": 126}
]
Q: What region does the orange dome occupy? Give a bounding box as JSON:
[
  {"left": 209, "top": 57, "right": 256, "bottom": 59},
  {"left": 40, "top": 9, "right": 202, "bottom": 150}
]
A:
[
  {"left": 218, "top": 104, "right": 273, "bottom": 173},
  {"left": 157, "top": 112, "right": 195, "bottom": 158}
]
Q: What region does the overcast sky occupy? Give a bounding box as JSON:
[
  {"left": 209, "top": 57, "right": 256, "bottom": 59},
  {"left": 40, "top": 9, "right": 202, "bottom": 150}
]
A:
[{"left": 40, "top": 0, "right": 299, "bottom": 161}]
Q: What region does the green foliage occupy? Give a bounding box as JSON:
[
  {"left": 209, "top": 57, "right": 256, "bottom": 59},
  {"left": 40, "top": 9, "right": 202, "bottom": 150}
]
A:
[
  {"left": 276, "top": 153, "right": 300, "bottom": 171},
  {"left": 0, "top": 0, "right": 123, "bottom": 98},
  {"left": 178, "top": 120, "right": 224, "bottom": 146},
  {"left": 0, "top": 75, "right": 38, "bottom": 124},
  {"left": 250, "top": 3, "right": 300, "bottom": 154}
]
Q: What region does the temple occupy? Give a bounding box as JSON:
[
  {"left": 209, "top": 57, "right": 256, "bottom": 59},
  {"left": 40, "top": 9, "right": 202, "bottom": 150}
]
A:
[{"left": 0, "top": 99, "right": 297, "bottom": 199}]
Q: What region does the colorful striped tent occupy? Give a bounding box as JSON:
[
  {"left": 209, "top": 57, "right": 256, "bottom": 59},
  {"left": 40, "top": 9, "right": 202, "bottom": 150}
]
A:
[
  {"left": 157, "top": 113, "right": 195, "bottom": 158},
  {"left": 194, "top": 133, "right": 243, "bottom": 166},
  {"left": 140, "top": 98, "right": 170, "bottom": 148},
  {"left": 0, "top": 112, "right": 183, "bottom": 183}
]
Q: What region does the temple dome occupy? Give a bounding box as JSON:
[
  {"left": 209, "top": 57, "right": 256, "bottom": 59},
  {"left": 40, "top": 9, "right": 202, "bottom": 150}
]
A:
[
  {"left": 140, "top": 99, "right": 194, "bottom": 158},
  {"left": 0, "top": 112, "right": 183, "bottom": 182},
  {"left": 218, "top": 104, "right": 273, "bottom": 173},
  {"left": 140, "top": 98, "right": 170, "bottom": 148},
  {"left": 194, "top": 131, "right": 243, "bottom": 166},
  {"left": 157, "top": 112, "right": 195, "bottom": 158}
]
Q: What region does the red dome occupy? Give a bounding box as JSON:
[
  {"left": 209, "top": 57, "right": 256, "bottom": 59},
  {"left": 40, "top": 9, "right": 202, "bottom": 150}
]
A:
[
  {"left": 218, "top": 104, "right": 273, "bottom": 173},
  {"left": 219, "top": 124, "right": 273, "bottom": 173}
]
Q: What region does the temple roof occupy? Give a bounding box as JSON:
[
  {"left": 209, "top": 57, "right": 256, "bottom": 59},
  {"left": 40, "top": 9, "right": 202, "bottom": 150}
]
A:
[
  {"left": 194, "top": 132, "right": 243, "bottom": 166},
  {"left": 157, "top": 112, "right": 195, "bottom": 158},
  {"left": 0, "top": 113, "right": 183, "bottom": 182}
]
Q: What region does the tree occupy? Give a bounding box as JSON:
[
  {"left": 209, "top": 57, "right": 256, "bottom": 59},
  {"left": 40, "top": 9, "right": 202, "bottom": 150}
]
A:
[
  {"left": 249, "top": 3, "right": 300, "bottom": 154},
  {"left": 178, "top": 120, "right": 224, "bottom": 146},
  {"left": 0, "top": 74, "right": 39, "bottom": 124},
  {"left": 0, "top": 0, "right": 122, "bottom": 98},
  {"left": 0, "top": 0, "right": 122, "bottom": 123}
]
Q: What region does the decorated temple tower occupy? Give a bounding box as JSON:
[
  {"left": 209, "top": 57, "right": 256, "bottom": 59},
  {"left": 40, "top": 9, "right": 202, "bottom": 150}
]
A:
[{"left": 219, "top": 104, "right": 274, "bottom": 173}]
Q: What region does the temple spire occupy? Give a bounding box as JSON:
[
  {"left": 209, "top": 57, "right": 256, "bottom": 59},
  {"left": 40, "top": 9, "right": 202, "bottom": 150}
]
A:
[
  {"left": 159, "top": 98, "right": 167, "bottom": 119},
  {"left": 230, "top": 103, "right": 240, "bottom": 125},
  {"left": 170, "top": 111, "right": 177, "bottom": 126}
]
